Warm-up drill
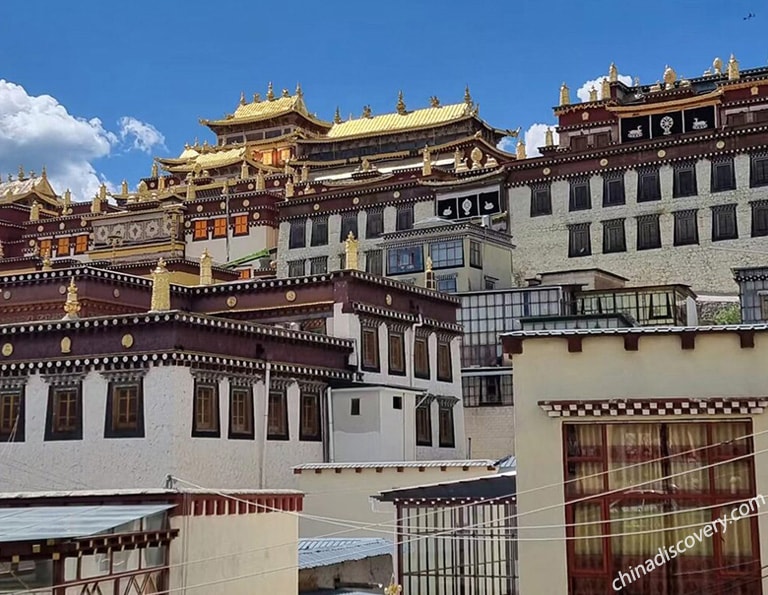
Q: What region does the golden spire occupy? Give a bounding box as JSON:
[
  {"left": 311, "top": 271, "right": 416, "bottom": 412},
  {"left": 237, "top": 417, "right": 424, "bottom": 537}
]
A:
[
  {"left": 516, "top": 140, "right": 527, "bottom": 160},
  {"left": 728, "top": 54, "right": 740, "bottom": 80},
  {"left": 18, "top": 165, "right": 25, "bottom": 181},
  {"left": 42, "top": 249, "right": 52, "bottom": 271},
  {"left": 63, "top": 278, "right": 81, "bottom": 319},
  {"left": 663, "top": 65, "right": 677, "bottom": 89},
  {"left": 396, "top": 90, "right": 406, "bottom": 115},
  {"left": 608, "top": 62, "right": 618, "bottom": 82},
  {"left": 362, "top": 105, "right": 372, "bottom": 118},
  {"left": 266, "top": 82, "right": 275, "bottom": 101},
  {"left": 344, "top": 231, "right": 359, "bottom": 270},
  {"left": 422, "top": 145, "right": 432, "bottom": 176},
  {"left": 41, "top": 165, "right": 47, "bottom": 180},
  {"left": 295, "top": 82, "right": 303, "bottom": 98},
  {"left": 588, "top": 86, "right": 598, "bottom": 101},
  {"left": 30, "top": 200, "right": 40, "bottom": 221},
  {"left": 300, "top": 164, "right": 309, "bottom": 183},
  {"left": 64, "top": 188, "right": 72, "bottom": 206},
  {"left": 429, "top": 95, "right": 440, "bottom": 107},
  {"left": 713, "top": 57, "right": 723, "bottom": 75},
  {"left": 199, "top": 249, "right": 213, "bottom": 286},
  {"left": 121, "top": 180, "right": 128, "bottom": 195},
  {"left": 253, "top": 92, "right": 261, "bottom": 103},
  {"left": 281, "top": 88, "right": 290, "bottom": 98},
  {"left": 285, "top": 177, "right": 294, "bottom": 198},
  {"left": 241, "top": 161, "right": 249, "bottom": 179},
  {"left": 464, "top": 85, "right": 472, "bottom": 106},
  {"left": 559, "top": 83, "right": 570, "bottom": 106},
  {"left": 186, "top": 176, "right": 196, "bottom": 200},
  {"left": 601, "top": 78, "right": 611, "bottom": 100},
  {"left": 333, "top": 106, "right": 342, "bottom": 124},
  {"left": 151, "top": 160, "right": 159, "bottom": 178},
  {"left": 256, "top": 168, "right": 265, "bottom": 191},
  {"left": 150, "top": 258, "right": 171, "bottom": 312},
  {"left": 545, "top": 127, "right": 554, "bottom": 147}
]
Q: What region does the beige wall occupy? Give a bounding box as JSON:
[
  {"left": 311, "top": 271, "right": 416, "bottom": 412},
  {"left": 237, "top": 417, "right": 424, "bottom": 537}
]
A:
[
  {"left": 464, "top": 405, "right": 515, "bottom": 460},
  {"left": 297, "top": 466, "right": 496, "bottom": 538},
  {"left": 513, "top": 330, "right": 768, "bottom": 594},
  {"left": 509, "top": 154, "right": 765, "bottom": 294},
  {"left": 170, "top": 509, "right": 298, "bottom": 594}
]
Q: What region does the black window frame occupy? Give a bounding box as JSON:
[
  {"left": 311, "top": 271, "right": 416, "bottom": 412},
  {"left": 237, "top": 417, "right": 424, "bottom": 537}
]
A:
[
  {"left": 414, "top": 336, "right": 430, "bottom": 380},
  {"left": 602, "top": 175, "right": 626, "bottom": 207},
  {"left": 711, "top": 204, "right": 738, "bottom": 241},
  {"left": 530, "top": 184, "right": 552, "bottom": 216},
  {"left": 673, "top": 210, "right": 699, "bottom": 246},
  {"left": 568, "top": 223, "right": 592, "bottom": 257},
  {"left": 396, "top": 205, "right": 414, "bottom": 231},
  {"left": 415, "top": 404, "right": 432, "bottom": 446},
  {"left": 365, "top": 210, "right": 384, "bottom": 238},
  {"left": 299, "top": 391, "right": 322, "bottom": 442},
  {"left": 637, "top": 168, "right": 661, "bottom": 202},
  {"left": 436, "top": 276, "right": 458, "bottom": 293},
  {"left": 309, "top": 256, "right": 328, "bottom": 275},
  {"left": 105, "top": 381, "right": 145, "bottom": 439},
  {"left": 350, "top": 398, "right": 361, "bottom": 416},
  {"left": 387, "top": 246, "right": 424, "bottom": 275},
  {"left": 469, "top": 240, "right": 482, "bottom": 268},
  {"left": 192, "top": 381, "right": 220, "bottom": 438},
  {"left": 388, "top": 331, "right": 406, "bottom": 376},
  {"left": 673, "top": 163, "right": 697, "bottom": 198},
  {"left": 287, "top": 259, "right": 305, "bottom": 278},
  {"left": 601, "top": 219, "right": 626, "bottom": 254},
  {"left": 365, "top": 250, "right": 383, "bottom": 275},
  {"left": 310, "top": 216, "right": 328, "bottom": 247},
  {"left": 340, "top": 213, "right": 358, "bottom": 241},
  {"left": 751, "top": 155, "right": 768, "bottom": 188},
  {"left": 429, "top": 239, "right": 464, "bottom": 269},
  {"left": 267, "top": 389, "right": 289, "bottom": 440},
  {"left": 636, "top": 215, "right": 662, "bottom": 251},
  {"left": 45, "top": 384, "right": 83, "bottom": 441},
  {"left": 228, "top": 385, "right": 255, "bottom": 440},
  {"left": 711, "top": 159, "right": 736, "bottom": 193},
  {"left": 0, "top": 387, "right": 25, "bottom": 442},
  {"left": 436, "top": 341, "right": 452, "bottom": 382},
  {"left": 438, "top": 406, "right": 455, "bottom": 448},
  {"left": 289, "top": 220, "right": 306, "bottom": 249},
  {"left": 751, "top": 201, "right": 768, "bottom": 237},
  {"left": 361, "top": 326, "right": 380, "bottom": 372},
  {"left": 569, "top": 179, "right": 591, "bottom": 211}
]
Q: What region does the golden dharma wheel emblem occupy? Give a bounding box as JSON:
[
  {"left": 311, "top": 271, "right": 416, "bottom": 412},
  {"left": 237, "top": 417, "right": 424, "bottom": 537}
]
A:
[
  {"left": 385, "top": 294, "right": 392, "bottom": 306},
  {"left": 393, "top": 191, "right": 401, "bottom": 199},
  {"left": 3, "top": 290, "right": 10, "bottom": 300},
  {"left": 657, "top": 149, "right": 667, "bottom": 158},
  {"left": 243, "top": 199, "right": 250, "bottom": 207},
  {"left": 716, "top": 140, "right": 726, "bottom": 149},
  {"left": 1, "top": 343, "right": 12, "bottom": 357},
  {"left": 599, "top": 158, "right": 608, "bottom": 167},
  {"left": 543, "top": 167, "right": 551, "bottom": 176},
  {"left": 247, "top": 183, "right": 254, "bottom": 190},
  {"left": 60, "top": 337, "right": 72, "bottom": 354},
  {"left": 58, "top": 285, "right": 68, "bottom": 295},
  {"left": 80, "top": 219, "right": 88, "bottom": 227},
  {"left": 37, "top": 225, "right": 44, "bottom": 232},
  {"left": 352, "top": 197, "right": 360, "bottom": 205},
  {"left": 285, "top": 290, "right": 297, "bottom": 302},
  {"left": 313, "top": 203, "right": 320, "bottom": 211},
  {"left": 219, "top": 202, "right": 226, "bottom": 210},
  {"left": 121, "top": 334, "right": 134, "bottom": 349},
  {"left": 252, "top": 212, "right": 260, "bottom": 220},
  {"left": 226, "top": 296, "right": 238, "bottom": 308},
  {"left": 196, "top": 205, "right": 203, "bottom": 212}
]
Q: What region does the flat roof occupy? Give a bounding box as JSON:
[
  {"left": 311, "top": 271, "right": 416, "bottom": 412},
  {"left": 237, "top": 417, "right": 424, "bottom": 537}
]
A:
[
  {"left": 0, "top": 504, "right": 174, "bottom": 543},
  {"left": 293, "top": 460, "right": 495, "bottom": 471},
  {"left": 501, "top": 324, "right": 768, "bottom": 339},
  {"left": 0, "top": 488, "right": 302, "bottom": 501},
  {"left": 376, "top": 471, "right": 516, "bottom": 502}
]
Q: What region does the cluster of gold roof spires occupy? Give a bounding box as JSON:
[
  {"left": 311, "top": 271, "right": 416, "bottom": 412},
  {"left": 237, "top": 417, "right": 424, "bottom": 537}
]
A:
[
  {"left": 238, "top": 82, "right": 304, "bottom": 106},
  {"left": 4, "top": 165, "right": 48, "bottom": 183}
]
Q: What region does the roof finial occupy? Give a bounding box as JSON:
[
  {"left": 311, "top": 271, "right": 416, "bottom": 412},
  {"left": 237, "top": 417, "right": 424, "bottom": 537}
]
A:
[
  {"left": 516, "top": 139, "right": 527, "bottom": 160},
  {"left": 253, "top": 92, "right": 261, "bottom": 103},
  {"left": 281, "top": 88, "right": 290, "bottom": 98},
  {"left": 17, "top": 165, "right": 25, "bottom": 181},
  {"left": 295, "top": 82, "right": 303, "bottom": 98},
  {"left": 588, "top": 86, "right": 598, "bottom": 102},
  {"left": 120, "top": 180, "right": 128, "bottom": 195},
  {"left": 30, "top": 200, "right": 40, "bottom": 221},
  {"left": 608, "top": 62, "right": 618, "bottom": 82},
  {"left": 429, "top": 95, "right": 440, "bottom": 108},
  {"left": 41, "top": 165, "right": 47, "bottom": 180},
  {"left": 601, "top": 78, "right": 611, "bottom": 100},
  {"left": 151, "top": 161, "right": 159, "bottom": 178},
  {"left": 239, "top": 91, "right": 246, "bottom": 106},
  {"left": 396, "top": 90, "right": 407, "bottom": 115},
  {"left": 728, "top": 54, "right": 740, "bottom": 80},
  {"left": 64, "top": 189, "right": 72, "bottom": 207},
  {"left": 545, "top": 127, "right": 554, "bottom": 147},
  {"left": 199, "top": 249, "right": 213, "bottom": 286},
  {"left": 713, "top": 57, "right": 723, "bottom": 75},
  {"left": 63, "top": 278, "right": 81, "bottom": 319},
  {"left": 663, "top": 65, "right": 677, "bottom": 89},
  {"left": 42, "top": 251, "right": 52, "bottom": 272},
  {"left": 344, "top": 231, "right": 359, "bottom": 271},
  {"left": 362, "top": 105, "right": 372, "bottom": 118},
  {"left": 266, "top": 82, "right": 275, "bottom": 101},
  {"left": 422, "top": 145, "right": 432, "bottom": 176},
  {"left": 333, "top": 106, "right": 342, "bottom": 124},
  {"left": 464, "top": 85, "right": 473, "bottom": 106},
  {"left": 559, "top": 82, "right": 570, "bottom": 106},
  {"left": 150, "top": 258, "right": 171, "bottom": 312}
]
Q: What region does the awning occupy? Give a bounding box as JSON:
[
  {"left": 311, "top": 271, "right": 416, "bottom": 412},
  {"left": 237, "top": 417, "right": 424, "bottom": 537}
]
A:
[{"left": 0, "top": 504, "right": 175, "bottom": 542}]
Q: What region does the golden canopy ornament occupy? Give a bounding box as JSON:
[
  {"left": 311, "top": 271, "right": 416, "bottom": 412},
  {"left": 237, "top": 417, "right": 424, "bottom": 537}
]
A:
[
  {"left": 559, "top": 82, "right": 570, "bottom": 106},
  {"left": 150, "top": 258, "right": 171, "bottom": 312},
  {"left": 384, "top": 575, "right": 402, "bottom": 595},
  {"left": 422, "top": 145, "right": 432, "bottom": 176},
  {"left": 199, "top": 249, "right": 213, "bottom": 286},
  {"left": 344, "top": 231, "right": 359, "bottom": 270},
  {"left": 62, "top": 278, "right": 81, "bottom": 320},
  {"left": 396, "top": 90, "right": 406, "bottom": 115},
  {"left": 516, "top": 139, "right": 527, "bottom": 160}
]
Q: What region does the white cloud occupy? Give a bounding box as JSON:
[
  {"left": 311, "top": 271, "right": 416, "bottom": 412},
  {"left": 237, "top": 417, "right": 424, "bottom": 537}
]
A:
[
  {"left": 118, "top": 116, "right": 166, "bottom": 154},
  {"left": 499, "top": 124, "right": 559, "bottom": 158},
  {"left": 576, "top": 74, "right": 633, "bottom": 103},
  {"left": 0, "top": 79, "right": 164, "bottom": 201}
]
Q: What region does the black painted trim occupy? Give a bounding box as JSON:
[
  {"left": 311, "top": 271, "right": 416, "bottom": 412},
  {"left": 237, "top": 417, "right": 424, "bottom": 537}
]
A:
[{"left": 104, "top": 381, "right": 145, "bottom": 439}]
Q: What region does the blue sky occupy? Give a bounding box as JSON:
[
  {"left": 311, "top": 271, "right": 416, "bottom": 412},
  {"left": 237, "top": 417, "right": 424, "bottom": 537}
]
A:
[{"left": 0, "top": 0, "right": 763, "bottom": 200}]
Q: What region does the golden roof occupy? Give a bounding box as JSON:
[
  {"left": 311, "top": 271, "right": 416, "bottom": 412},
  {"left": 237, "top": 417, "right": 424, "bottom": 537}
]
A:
[
  {"left": 0, "top": 173, "right": 58, "bottom": 207},
  {"left": 202, "top": 93, "right": 331, "bottom": 129},
  {"left": 325, "top": 102, "right": 475, "bottom": 140},
  {"left": 164, "top": 147, "right": 246, "bottom": 172}
]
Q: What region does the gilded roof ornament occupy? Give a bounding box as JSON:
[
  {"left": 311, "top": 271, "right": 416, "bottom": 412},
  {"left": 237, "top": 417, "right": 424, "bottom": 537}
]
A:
[
  {"left": 728, "top": 54, "right": 740, "bottom": 80},
  {"left": 422, "top": 145, "right": 432, "bottom": 176},
  {"left": 464, "top": 85, "right": 473, "bottom": 106},
  {"left": 241, "top": 161, "right": 250, "bottom": 180},
  {"left": 713, "top": 57, "right": 723, "bottom": 75},
  {"left": 30, "top": 200, "right": 40, "bottom": 221},
  {"left": 608, "top": 63, "right": 618, "bottom": 82},
  {"left": 588, "top": 86, "right": 598, "bottom": 102},
  {"left": 601, "top": 78, "right": 611, "bottom": 100},
  {"left": 300, "top": 164, "right": 309, "bottom": 183},
  {"left": 396, "top": 90, "right": 407, "bottom": 115},
  {"left": 120, "top": 180, "right": 128, "bottom": 195},
  {"left": 285, "top": 178, "right": 294, "bottom": 198},
  {"left": 361, "top": 158, "right": 372, "bottom": 171},
  {"left": 18, "top": 165, "right": 25, "bottom": 181},
  {"left": 41, "top": 165, "right": 47, "bottom": 180},
  {"left": 151, "top": 161, "right": 159, "bottom": 178},
  {"left": 429, "top": 96, "right": 440, "bottom": 108},
  {"left": 256, "top": 169, "right": 265, "bottom": 191},
  {"left": 0, "top": 240, "right": 4, "bottom": 259},
  {"left": 559, "top": 83, "right": 570, "bottom": 106},
  {"left": 62, "top": 278, "right": 81, "bottom": 320},
  {"left": 344, "top": 231, "right": 359, "bottom": 271},
  {"left": 663, "top": 65, "right": 677, "bottom": 89},
  {"left": 150, "top": 258, "right": 171, "bottom": 312},
  {"left": 281, "top": 88, "right": 290, "bottom": 98},
  {"left": 186, "top": 176, "right": 196, "bottom": 200},
  {"left": 239, "top": 91, "right": 246, "bottom": 106},
  {"left": 253, "top": 92, "right": 261, "bottom": 103},
  {"left": 545, "top": 127, "right": 554, "bottom": 147},
  {"left": 199, "top": 249, "right": 213, "bottom": 286},
  {"left": 295, "top": 82, "right": 303, "bottom": 98},
  {"left": 362, "top": 105, "right": 372, "bottom": 118},
  {"left": 266, "top": 82, "right": 275, "bottom": 101},
  {"left": 42, "top": 251, "right": 52, "bottom": 272},
  {"left": 99, "top": 182, "right": 108, "bottom": 201},
  {"left": 516, "top": 140, "right": 527, "bottom": 160},
  {"left": 333, "top": 106, "right": 342, "bottom": 124}
]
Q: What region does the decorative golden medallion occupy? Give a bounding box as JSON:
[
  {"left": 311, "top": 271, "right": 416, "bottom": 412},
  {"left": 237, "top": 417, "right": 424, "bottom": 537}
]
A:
[
  {"left": 243, "top": 199, "right": 250, "bottom": 207},
  {"left": 219, "top": 202, "right": 226, "bottom": 210},
  {"left": 582, "top": 112, "right": 590, "bottom": 121},
  {"left": 196, "top": 205, "right": 203, "bottom": 212},
  {"left": 1, "top": 343, "right": 12, "bottom": 357},
  {"left": 252, "top": 212, "right": 260, "bottom": 220},
  {"left": 59, "top": 223, "right": 65, "bottom": 230},
  {"left": 58, "top": 285, "right": 67, "bottom": 295},
  {"left": 313, "top": 203, "right": 320, "bottom": 211},
  {"left": 226, "top": 296, "right": 238, "bottom": 308},
  {"left": 2, "top": 290, "right": 10, "bottom": 300},
  {"left": 113, "top": 288, "right": 121, "bottom": 298},
  {"left": 543, "top": 167, "right": 551, "bottom": 176},
  {"left": 184, "top": 221, "right": 191, "bottom": 228},
  {"left": 599, "top": 158, "right": 608, "bottom": 167},
  {"left": 657, "top": 149, "right": 666, "bottom": 158},
  {"left": 247, "top": 183, "right": 254, "bottom": 190},
  {"left": 37, "top": 225, "right": 44, "bottom": 232},
  {"left": 60, "top": 337, "right": 72, "bottom": 354},
  {"left": 385, "top": 294, "right": 392, "bottom": 306},
  {"left": 121, "top": 334, "right": 134, "bottom": 348},
  {"left": 285, "top": 290, "right": 297, "bottom": 302},
  {"left": 393, "top": 191, "right": 401, "bottom": 199},
  {"left": 751, "top": 86, "right": 759, "bottom": 96},
  {"left": 352, "top": 197, "right": 360, "bottom": 205},
  {"left": 81, "top": 219, "right": 88, "bottom": 227},
  {"left": 716, "top": 140, "right": 726, "bottom": 149}
]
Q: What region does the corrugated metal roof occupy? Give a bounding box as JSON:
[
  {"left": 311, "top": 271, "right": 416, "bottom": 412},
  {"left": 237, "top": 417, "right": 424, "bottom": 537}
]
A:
[
  {"left": 299, "top": 538, "right": 393, "bottom": 569},
  {"left": 293, "top": 460, "right": 495, "bottom": 471},
  {"left": 326, "top": 103, "right": 472, "bottom": 139},
  {"left": 502, "top": 324, "right": 768, "bottom": 338},
  {"left": 0, "top": 504, "right": 175, "bottom": 543},
  {"left": 0, "top": 488, "right": 301, "bottom": 501}
]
